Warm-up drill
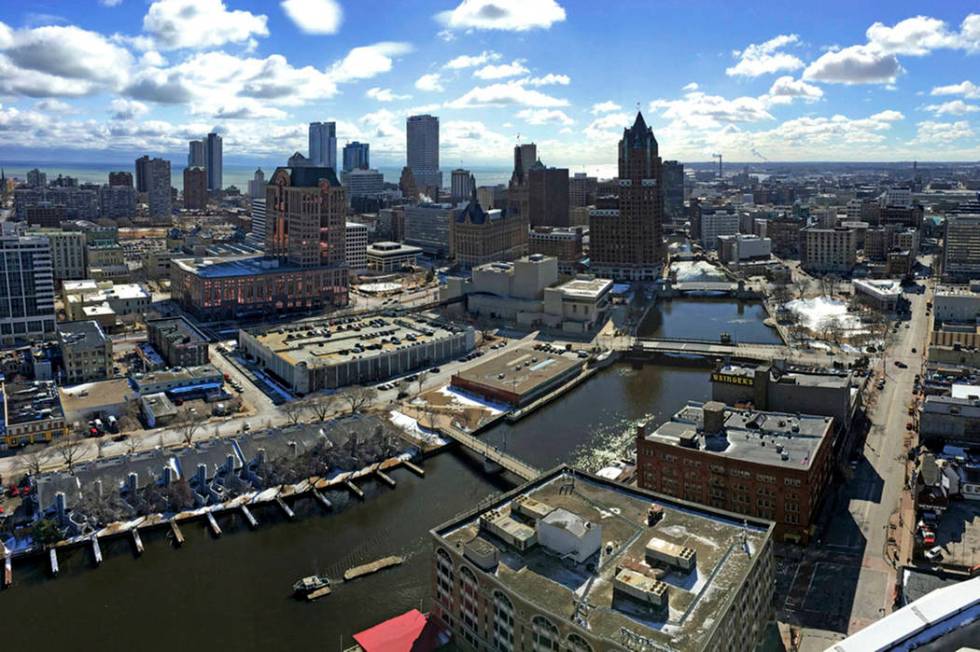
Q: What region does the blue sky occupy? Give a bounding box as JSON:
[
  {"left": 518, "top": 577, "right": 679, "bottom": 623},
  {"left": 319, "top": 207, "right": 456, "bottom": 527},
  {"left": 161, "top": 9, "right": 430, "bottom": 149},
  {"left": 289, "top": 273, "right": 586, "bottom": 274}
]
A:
[{"left": 0, "top": 0, "right": 978, "bottom": 171}]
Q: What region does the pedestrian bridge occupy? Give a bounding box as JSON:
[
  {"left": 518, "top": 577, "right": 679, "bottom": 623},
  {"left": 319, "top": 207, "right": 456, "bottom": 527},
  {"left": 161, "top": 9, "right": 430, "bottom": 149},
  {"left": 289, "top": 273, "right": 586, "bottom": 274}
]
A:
[{"left": 440, "top": 423, "right": 541, "bottom": 482}]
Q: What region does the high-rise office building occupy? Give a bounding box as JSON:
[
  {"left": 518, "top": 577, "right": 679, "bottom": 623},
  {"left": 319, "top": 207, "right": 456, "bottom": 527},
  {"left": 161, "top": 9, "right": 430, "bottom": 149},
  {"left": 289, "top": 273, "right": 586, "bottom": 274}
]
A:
[
  {"left": 146, "top": 158, "right": 172, "bottom": 219},
  {"left": 342, "top": 141, "right": 370, "bottom": 172},
  {"left": 943, "top": 214, "right": 980, "bottom": 281},
  {"left": 206, "top": 132, "right": 223, "bottom": 193},
  {"left": 266, "top": 167, "right": 346, "bottom": 270},
  {"left": 99, "top": 184, "right": 137, "bottom": 219},
  {"left": 589, "top": 112, "right": 665, "bottom": 280},
  {"left": 134, "top": 156, "right": 150, "bottom": 193},
  {"left": 514, "top": 143, "right": 537, "bottom": 179},
  {"left": 248, "top": 168, "right": 266, "bottom": 199},
  {"left": 568, "top": 172, "right": 597, "bottom": 208},
  {"left": 108, "top": 171, "right": 133, "bottom": 187},
  {"left": 528, "top": 165, "right": 569, "bottom": 227},
  {"left": 450, "top": 169, "right": 475, "bottom": 203},
  {"left": 507, "top": 143, "right": 536, "bottom": 219},
  {"left": 250, "top": 198, "right": 267, "bottom": 243},
  {"left": 0, "top": 222, "right": 56, "bottom": 343},
  {"left": 309, "top": 122, "right": 337, "bottom": 169},
  {"left": 406, "top": 114, "right": 441, "bottom": 192},
  {"left": 183, "top": 166, "right": 207, "bottom": 210},
  {"left": 663, "top": 160, "right": 685, "bottom": 223},
  {"left": 26, "top": 168, "right": 47, "bottom": 188},
  {"left": 188, "top": 140, "right": 206, "bottom": 168}
]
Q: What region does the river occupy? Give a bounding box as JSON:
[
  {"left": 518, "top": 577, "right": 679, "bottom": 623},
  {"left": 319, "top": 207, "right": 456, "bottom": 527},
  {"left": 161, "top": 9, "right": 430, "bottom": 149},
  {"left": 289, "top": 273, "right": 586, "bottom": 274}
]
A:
[{"left": 1, "top": 299, "right": 778, "bottom": 649}]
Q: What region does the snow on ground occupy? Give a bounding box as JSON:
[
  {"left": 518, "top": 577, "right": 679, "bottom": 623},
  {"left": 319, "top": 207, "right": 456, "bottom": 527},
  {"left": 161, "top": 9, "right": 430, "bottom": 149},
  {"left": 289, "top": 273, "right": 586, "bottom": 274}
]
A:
[
  {"left": 356, "top": 282, "right": 401, "bottom": 294},
  {"left": 388, "top": 410, "right": 448, "bottom": 446},
  {"left": 436, "top": 385, "right": 507, "bottom": 415},
  {"left": 671, "top": 260, "right": 726, "bottom": 282},
  {"left": 785, "top": 296, "right": 862, "bottom": 330}
]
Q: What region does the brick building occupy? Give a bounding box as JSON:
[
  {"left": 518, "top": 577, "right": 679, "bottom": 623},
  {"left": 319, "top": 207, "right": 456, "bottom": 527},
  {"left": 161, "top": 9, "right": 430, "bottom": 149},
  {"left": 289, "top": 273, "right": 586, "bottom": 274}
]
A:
[{"left": 449, "top": 194, "right": 528, "bottom": 268}]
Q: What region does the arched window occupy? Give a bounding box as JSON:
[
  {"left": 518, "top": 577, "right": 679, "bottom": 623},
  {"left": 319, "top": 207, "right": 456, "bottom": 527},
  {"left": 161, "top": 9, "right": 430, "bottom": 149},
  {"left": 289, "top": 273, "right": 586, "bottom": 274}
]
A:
[
  {"left": 435, "top": 549, "right": 454, "bottom": 607},
  {"left": 566, "top": 633, "right": 593, "bottom": 652},
  {"left": 459, "top": 566, "right": 480, "bottom": 642},
  {"left": 492, "top": 591, "right": 515, "bottom": 651},
  {"left": 531, "top": 616, "right": 560, "bottom": 651}
]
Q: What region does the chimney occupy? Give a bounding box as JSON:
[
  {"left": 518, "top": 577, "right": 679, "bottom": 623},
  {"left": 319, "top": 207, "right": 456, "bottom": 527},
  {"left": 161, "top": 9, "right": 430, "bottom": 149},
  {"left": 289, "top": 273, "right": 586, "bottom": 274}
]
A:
[
  {"left": 196, "top": 463, "right": 207, "bottom": 488},
  {"left": 702, "top": 401, "right": 726, "bottom": 435},
  {"left": 289, "top": 441, "right": 298, "bottom": 457},
  {"left": 224, "top": 454, "right": 235, "bottom": 473},
  {"left": 127, "top": 472, "right": 138, "bottom": 496},
  {"left": 94, "top": 479, "right": 103, "bottom": 499},
  {"left": 55, "top": 491, "right": 67, "bottom": 522},
  {"left": 162, "top": 466, "right": 173, "bottom": 485}
]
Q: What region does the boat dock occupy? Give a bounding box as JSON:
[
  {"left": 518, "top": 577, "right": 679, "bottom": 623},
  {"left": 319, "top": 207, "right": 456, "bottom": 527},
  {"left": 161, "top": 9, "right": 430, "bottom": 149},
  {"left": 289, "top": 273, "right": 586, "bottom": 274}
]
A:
[
  {"left": 240, "top": 504, "right": 259, "bottom": 528},
  {"left": 91, "top": 536, "right": 103, "bottom": 566},
  {"left": 49, "top": 548, "right": 59, "bottom": 576},
  {"left": 206, "top": 512, "right": 222, "bottom": 537},
  {"left": 132, "top": 529, "right": 144, "bottom": 556},
  {"left": 313, "top": 490, "right": 332, "bottom": 510},
  {"left": 275, "top": 496, "right": 295, "bottom": 519},
  {"left": 3, "top": 550, "right": 11, "bottom": 588},
  {"left": 306, "top": 586, "right": 332, "bottom": 601},
  {"left": 169, "top": 519, "right": 185, "bottom": 546}
]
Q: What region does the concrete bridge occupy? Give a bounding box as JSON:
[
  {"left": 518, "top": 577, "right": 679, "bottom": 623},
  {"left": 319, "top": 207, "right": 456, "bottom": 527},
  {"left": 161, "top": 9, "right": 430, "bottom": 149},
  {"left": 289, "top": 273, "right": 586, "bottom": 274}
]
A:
[
  {"left": 439, "top": 423, "right": 541, "bottom": 482},
  {"left": 617, "top": 336, "right": 842, "bottom": 366},
  {"left": 655, "top": 279, "right": 763, "bottom": 299}
]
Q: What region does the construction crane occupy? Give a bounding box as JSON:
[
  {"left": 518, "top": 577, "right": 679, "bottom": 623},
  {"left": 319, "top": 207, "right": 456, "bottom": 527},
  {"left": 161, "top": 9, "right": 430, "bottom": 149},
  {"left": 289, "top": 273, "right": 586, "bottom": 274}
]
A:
[{"left": 711, "top": 153, "right": 723, "bottom": 179}]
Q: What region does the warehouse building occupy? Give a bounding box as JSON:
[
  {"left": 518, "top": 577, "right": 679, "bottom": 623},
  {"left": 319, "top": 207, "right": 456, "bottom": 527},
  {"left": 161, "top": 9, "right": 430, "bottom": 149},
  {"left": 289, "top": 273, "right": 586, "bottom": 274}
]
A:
[{"left": 450, "top": 347, "right": 584, "bottom": 406}]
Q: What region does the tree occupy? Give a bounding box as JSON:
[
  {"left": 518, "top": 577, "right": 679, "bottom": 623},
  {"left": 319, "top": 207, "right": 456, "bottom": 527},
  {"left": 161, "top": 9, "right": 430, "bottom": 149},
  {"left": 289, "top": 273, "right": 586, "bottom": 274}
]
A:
[
  {"left": 303, "top": 395, "right": 335, "bottom": 422},
  {"left": 792, "top": 276, "right": 808, "bottom": 300},
  {"left": 57, "top": 434, "right": 86, "bottom": 473},
  {"left": 416, "top": 370, "right": 430, "bottom": 396},
  {"left": 32, "top": 519, "right": 62, "bottom": 546},
  {"left": 177, "top": 413, "right": 202, "bottom": 447},
  {"left": 126, "top": 436, "right": 140, "bottom": 456},
  {"left": 20, "top": 444, "right": 51, "bottom": 476},
  {"left": 281, "top": 400, "right": 307, "bottom": 425},
  {"left": 337, "top": 386, "right": 378, "bottom": 415}
]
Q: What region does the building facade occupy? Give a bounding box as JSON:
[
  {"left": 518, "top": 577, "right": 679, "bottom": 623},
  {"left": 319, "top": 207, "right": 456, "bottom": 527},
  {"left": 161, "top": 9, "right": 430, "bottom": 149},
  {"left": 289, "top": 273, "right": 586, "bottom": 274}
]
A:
[
  {"left": 146, "top": 158, "right": 172, "bottom": 220},
  {"left": 663, "top": 160, "right": 685, "bottom": 223},
  {"left": 206, "top": 132, "right": 223, "bottom": 193},
  {"left": 342, "top": 141, "right": 370, "bottom": 172},
  {"left": 450, "top": 197, "right": 528, "bottom": 268},
  {"left": 345, "top": 221, "right": 369, "bottom": 272},
  {"left": 366, "top": 241, "right": 421, "bottom": 272},
  {"left": 943, "top": 214, "right": 980, "bottom": 281},
  {"left": 134, "top": 156, "right": 149, "bottom": 193},
  {"left": 0, "top": 225, "right": 56, "bottom": 343},
  {"left": 568, "top": 172, "right": 597, "bottom": 208},
  {"left": 527, "top": 165, "right": 570, "bottom": 228},
  {"left": 451, "top": 169, "right": 476, "bottom": 204},
  {"left": 57, "top": 320, "right": 112, "bottom": 385},
  {"left": 308, "top": 121, "right": 337, "bottom": 169},
  {"left": 404, "top": 204, "right": 455, "bottom": 256},
  {"left": 183, "top": 166, "right": 208, "bottom": 210},
  {"left": 699, "top": 205, "right": 739, "bottom": 250},
  {"left": 800, "top": 227, "right": 857, "bottom": 273},
  {"left": 528, "top": 226, "right": 584, "bottom": 275},
  {"left": 407, "top": 114, "right": 441, "bottom": 192},
  {"left": 146, "top": 317, "right": 210, "bottom": 368},
  {"left": 187, "top": 140, "right": 205, "bottom": 168},
  {"left": 589, "top": 112, "right": 665, "bottom": 280},
  {"left": 29, "top": 229, "right": 86, "bottom": 284}
]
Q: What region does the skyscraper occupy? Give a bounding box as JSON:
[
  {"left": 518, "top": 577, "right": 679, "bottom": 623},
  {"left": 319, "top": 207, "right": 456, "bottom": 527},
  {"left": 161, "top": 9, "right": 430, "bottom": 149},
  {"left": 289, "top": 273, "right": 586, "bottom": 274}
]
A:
[
  {"left": 507, "top": 142, "right": 537, "bottom": 219},
  {"left": 342, "top": 141, "right": 370, "bottom": 172},
  {"left": 527, "top": 165, "right": 570, "bottom": 227},
  {"left": 26, "top": 168, "right": 46, "bottom": 188},
  {"left": 146, "top": 158, "right": 172, "bottom": 219},
  {"left": 188, "top": 140, "right": 206, "bottom": 168},
  {"left": 108, "top": 171, "right": 133, "bottom": 188},
  {"left": 406, "top": 114, "right": 441, "bottom": 193},
  {"left": 134, "top": 156, "right": 150, "bottom": 193},
  {"left": 0, "top": 222, "right": 55, "bottom": 344},
  {"left": 248, "top": 168, "right": 266, "bottom": 199},
  {"left": 266, "top": 166, "right": 347, "bottom": 271},
  {"left": 206, "top": 132, "right": 223, "bottom": 193},
  {"left": 309, "top": 122, "right": 337, "bottom": 169},
  {"left": 450, "top": 169, "right": 475, "bottom": 203},
  {"left": 589, "top": 112, "right": 665, "bottom": 280},
  {"left": 183, "top": 166, "right": 207, "bottom": 210},
  {"left": 662, "top": 160, "right": 685, "bottom": 223}
]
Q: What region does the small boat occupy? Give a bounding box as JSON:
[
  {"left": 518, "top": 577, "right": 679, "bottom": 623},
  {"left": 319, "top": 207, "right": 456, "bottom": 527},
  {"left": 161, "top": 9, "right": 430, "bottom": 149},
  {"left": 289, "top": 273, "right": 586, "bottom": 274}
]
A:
[{"left": 293, "top": 575, "right": 330, "bottom": 596}]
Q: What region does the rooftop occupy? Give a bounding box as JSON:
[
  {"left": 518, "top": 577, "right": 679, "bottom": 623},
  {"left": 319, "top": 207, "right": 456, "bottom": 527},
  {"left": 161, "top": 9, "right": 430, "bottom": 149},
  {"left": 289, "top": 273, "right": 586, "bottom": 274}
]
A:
[
  {"left": 57, "top": 320, "right": 108, "bottom": 349},
  {"left": 172, "top": 255, "right": 315, "bottom": 279},
  {"left": 557, "top": 276, "right": 613, "bottom": 300},
  {"left": 3, "top": 381, "right": 65, "bottom": 426},
  {"left": 131, "top": 364, "right": 222, "bottom": 388},
  {"left": 433, "top": 466, "right": 772, "bottom": 651},
  {"left": 452, "top": 347, "right": 583, "bottom": 397},
  {"left": 644, "top": 401, "right": 833, "bottom": 470},
  {"left": 246, "top": 315, "right": 469, "bottom": 368},
  {"left": 60, "top": 378, "right": 134, "bottom": 413},
  {"left": 716, "top": 363, "right": 852, "bottom": 390},
  {"left": 854, "top": 278, "right": 902, "bottom": 297}
]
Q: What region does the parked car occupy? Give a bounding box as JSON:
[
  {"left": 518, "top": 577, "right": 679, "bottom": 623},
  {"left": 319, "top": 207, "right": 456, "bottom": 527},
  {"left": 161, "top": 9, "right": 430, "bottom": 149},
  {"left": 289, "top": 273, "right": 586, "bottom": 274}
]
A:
[{"left": 924, "top": 546, "right": 943, "bottom": 561}]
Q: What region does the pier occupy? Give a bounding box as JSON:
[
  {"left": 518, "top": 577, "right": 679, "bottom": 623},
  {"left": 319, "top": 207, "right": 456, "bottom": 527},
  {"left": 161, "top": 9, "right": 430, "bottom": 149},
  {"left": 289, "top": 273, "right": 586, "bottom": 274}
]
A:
[
  {"left": 3, "top": 550, "right": 11, "bottom": 588},
  {"left": 344, "top": 479, "right": 365, "bottom": 499},
  {"left": 206, "top": 511, "right": 222, "bottom": 537},
  {"left": 375, "top": 469, "right": 396, "bottom": 488},
  {"left": 313, "top": 490, "right": 333, "bottom": 510},
  {"left": 402, "top": 460, "right": 425, "bottom": 477},
  {"left": 241, "top": 504, "right": 259, "bottom": 528},
  {"left": 49, "top": 548, "right": 59, "bottom": 576},
  {"left": 91, "top": 536, "right": 103, "bottom": 566},
  {"left": 132, "top": 529, "right": 144, "bottom": 556},
  {"left": 169, "top": 519, "right": 185, "bottom": 547},
  {"left": 275, "top": 496, "right": 295, "bottom": 519}
]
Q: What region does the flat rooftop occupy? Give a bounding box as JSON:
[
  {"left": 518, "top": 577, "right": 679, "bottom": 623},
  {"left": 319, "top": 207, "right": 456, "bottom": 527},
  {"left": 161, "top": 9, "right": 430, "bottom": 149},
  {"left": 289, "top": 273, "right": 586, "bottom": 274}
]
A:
[
  {"left": 4, "top": 381, "right": 65, "bottom": 425},
  {"left": 57, "top": 320, "right": 108, "bottom": 349},
  {"left": 147, "top": 316, "right": 209, "bottom": 345},
  {"left": 645, "top": 401, "right": 833, "bottom": 470},
  {"left": 452, "top": 346, "right": 582, "bottom": 397},
  {"left": 247, "top": 315, "right": 468, "bottom": 368},
  {"left": 132, "top": 364, "right": 222, "bottom": 387},
  {"left": 716, "top": 363, "right": 852, "bottom": 389},
  {"left": 172, "top": 255, "right": 318, "bottom": 279},
  {"left": 433, "top": 466, "right": 771, "bottom": 651},
  {"left": 558, "top": 276, "right": 613, "bottom": 300}
]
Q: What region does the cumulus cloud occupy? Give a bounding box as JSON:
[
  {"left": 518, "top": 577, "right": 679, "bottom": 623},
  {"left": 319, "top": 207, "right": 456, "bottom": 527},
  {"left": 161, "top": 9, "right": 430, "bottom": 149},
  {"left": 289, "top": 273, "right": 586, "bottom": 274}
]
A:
[
  {"left": 442, "top": 120, "right": 514, "bottom": 160},
  {"left": 726, "top": 34, "right": 803, "bottom": 77},
  {"left": 922, "top": 99, "right": 979, "bottom": 116},
  {"left": 445, "top": 51, "right": 500, "bottom": 69},
  {"left": 366, "top": 87, "right": 411, "bottom": 102},
  {"left": 649, "top": 90, "right": 774, "bottom": 129},
  {"left": 803, "top": 45, "right": 902, "bottom": 84},
  {"left": 473, "top": 60, "right": 528, "bottom": 79},
  {"left": 909, "top": 120, "right": 975, "bottom": 144},
  {"left": 931, "top": 80, "right": 980, "bottom": 99},
  {"left": 516, "top": 108, "right": 573, "bottom": 125},
  {"left": 415, "top": 73, "right": 444, "bottom": 92},
  {"left": 436, "top": 0, "right": 566, "bottom": 32},
  {"left": 866, "top": 15, "right": 967, "bottom": 55},
  {"left": 35, "top": 98, "right": 72, "bottom": 112},
  {"left": 280, "top": 0, "right": 342, "bottom": 34},
  {"left": 328, "top": 42, "right": 412, "bottom": 83},
  {"left": 520, "top": 73, "right": 569, "bottom": 86},
  {"left": 765, "top": 76, "right": 824, "bottom": 105},
  {"left": 110, "top": 98, "right": 149, "bottom": 119},
  {"left": 682, "top": 82, "right": 699, "bottom": 92},
  {"left": 445, "top": 81, "right": 568, "bottom": 108},
  {"left": 590, "top": 101, "right": 621, "bottom": 114},
  {"left": 142, "top": 0, "right": 269, "bottom": 51}
]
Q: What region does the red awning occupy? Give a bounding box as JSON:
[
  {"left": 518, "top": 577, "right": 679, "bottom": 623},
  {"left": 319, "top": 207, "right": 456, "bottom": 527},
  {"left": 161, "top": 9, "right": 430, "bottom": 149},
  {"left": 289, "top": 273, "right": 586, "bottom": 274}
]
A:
[{"left": 352, "top": 610, "right": 435, "bottom": 652}]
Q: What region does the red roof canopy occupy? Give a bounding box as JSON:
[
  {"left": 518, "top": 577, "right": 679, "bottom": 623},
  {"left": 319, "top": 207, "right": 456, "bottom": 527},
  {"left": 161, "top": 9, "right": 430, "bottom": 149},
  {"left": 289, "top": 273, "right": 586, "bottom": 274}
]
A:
[{"left": 353, "top": 609, "right": 436, "bottom": 652}]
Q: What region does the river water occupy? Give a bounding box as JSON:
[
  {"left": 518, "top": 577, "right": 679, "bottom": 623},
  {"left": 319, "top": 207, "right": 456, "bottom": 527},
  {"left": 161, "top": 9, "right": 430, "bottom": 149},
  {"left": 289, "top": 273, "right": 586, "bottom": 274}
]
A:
[{"left": 1, "top": 299, "right": 778, "bottom": 649}]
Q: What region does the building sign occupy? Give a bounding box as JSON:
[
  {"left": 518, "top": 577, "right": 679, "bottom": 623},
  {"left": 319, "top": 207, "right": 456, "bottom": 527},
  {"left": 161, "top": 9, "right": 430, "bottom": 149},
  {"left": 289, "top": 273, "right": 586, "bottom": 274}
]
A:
[{"left": 711, "top": 372, "right": 754, "bottom": 387}]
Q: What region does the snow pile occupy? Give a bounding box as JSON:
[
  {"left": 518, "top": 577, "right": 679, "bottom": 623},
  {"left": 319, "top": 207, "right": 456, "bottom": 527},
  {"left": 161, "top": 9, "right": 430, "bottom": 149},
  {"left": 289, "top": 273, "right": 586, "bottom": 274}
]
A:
[
  {"left": 784, "top": 296, "right": 862, "bottom": 330},
  {"left": 671, "top": 260, "right": 726, "bottom": 282},
  {"left": 437, "top": 386, "right": 506, "bottom": 415},
  {"left": 388, "top": 410, "right": 448, "bottom": 446}
]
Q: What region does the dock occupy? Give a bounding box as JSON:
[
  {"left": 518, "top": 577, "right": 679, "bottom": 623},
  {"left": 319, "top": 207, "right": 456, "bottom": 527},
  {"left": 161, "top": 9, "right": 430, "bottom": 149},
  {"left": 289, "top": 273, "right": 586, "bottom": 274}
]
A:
[
  {"left": 306, "top": 586, "right": 332, "bottom": 601},
  {"left": 402, "top": 460, "right": 425, "bottom": 477},
  {"left": 275, "top": 496, "right": 295, "bottom": 519},
  {"left": 312, "top": 490, "right": 333, "bottom": 511},
  {"left": 206, "top": 511, "right": 222, "bottom": 537},
  {"left": 240, "top": 504, "right": 259, "bottom": 529},
  {"left": 3, "top": 551, "right": 11, "bottom": 588},
  {"left": 91, "top": 536, "right": 103, "bottom": 566},
  {"left": 132, "top": 529, "right": 144, "bottom": 556},
  {"left": 375, "top": 469, "right": 396, "bottom": 488},
  {"left": 49, "top": 548, "right": 59, "bottom": 576},
  {"left": 169, "top": 519, "right": 185, "bottom": 547},
  {"left": 344, "top": 480, "right": 365, "bottom": 499},
  {"left": 343, "top": 555, "right": 403, "bottom": 582}
]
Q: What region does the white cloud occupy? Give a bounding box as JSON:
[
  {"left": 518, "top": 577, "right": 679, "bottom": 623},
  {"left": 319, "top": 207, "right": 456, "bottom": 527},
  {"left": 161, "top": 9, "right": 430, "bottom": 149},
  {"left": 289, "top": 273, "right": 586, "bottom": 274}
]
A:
[
  {"left": 726, "top": 34, "right": 803, "bottom": 77},
  {"left": 473, "top": 60, "right": 528, "bottom": 80},
  {"left": 100, "top": 0, "right": 123, "bottom": 6},
  {"left": 415, "top": 73, "right": 444, "bottom": 92},
  {"left": 110, "top": 98, "right": 149, "bottom": 119},
  {"left": 142, "top": 0, "right": 269, "bottom": 51},
  {"left": 516, "top": 108, "right": 573, "bottom": 125},
  {"left": 909, "top": 120, "right": 975, "bottom": 144},
  {"left": 366, "top": 87, "right": 411, "bottom": 102},
  {"left": 931, "top": 80, "right": 980, "bottom": 99},
  {"left": 682, "top": 82, "right": 699, "bottom": 92},
  {"left": 519, "top": 73, "right": 569, "bottom": 87},
  {"left": 442, "top": 120, "right": 514, "bottom": 160},
  {"left": 0, "top": 23, "right": 134, "bottom": 97},
  {"left": 765, "top": 76, "right": 823, "bottom": 105},
  {"left": 803, "top": 45, "right": 902, "bottom": 84},
  {"left": 649, "top": 90, "right": 774, "bottom": 128},
  {"left": 445, "top": 50, "right": 500, "bottom": 69},
  {"left": 328, "top": 41, "right": 412, "bottom": 83},
  {"left": 280, "top": 0, "right": 342, "bottom": 34},
  {"left": 922, "top": 99, "right": 979, "bottom": 116},
  {"left": 590, "top": 101, "right": 621, "bottom": 114},
  {"left": 584, "top": 111, "right": 631, "bottom": 144},
  {"left": 445, "top": 81, "right": 568, "bottom": 108},
  {"left": 865, "top": 15, "right": 960, "bottom": 55},
  {"left": 436, "top": 0, "right": 566, "bottom": 32}
]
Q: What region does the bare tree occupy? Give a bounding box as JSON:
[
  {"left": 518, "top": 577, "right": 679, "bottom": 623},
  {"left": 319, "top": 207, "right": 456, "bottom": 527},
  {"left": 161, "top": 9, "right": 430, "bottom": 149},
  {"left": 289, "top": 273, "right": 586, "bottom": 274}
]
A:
[
  {"left": 20, "top": 444, "right": 51, "bottom": 476},
  {"left": 416, "top": 370, "right": 430, "bottom": 396},
  {"left": 126, "top": 435, "right": 140, "bottom": 456},
  {"left": 337, "top": 386, "right": 378, "bottom": 415},
  {"left": 303, "top": 395, "right": 335, "bottom": 421},
  {"left": 57, "top": 434, "right": 86, "bottom": 473},
  {"left": 176, "top": 413, "right": 202, "bottom": 447},
  {"left": 792, "top": 276, "right": 808, "bottom": 300},
  {"left": 281, "top": 400, "right": 307, "bottom": 425},
  {"left": 96, "top": 437, "right": 111, "bottom": 459}
]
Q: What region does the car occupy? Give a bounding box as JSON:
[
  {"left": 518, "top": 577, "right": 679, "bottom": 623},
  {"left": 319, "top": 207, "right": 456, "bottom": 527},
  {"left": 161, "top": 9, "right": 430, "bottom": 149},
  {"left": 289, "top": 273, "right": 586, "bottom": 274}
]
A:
[
  {"left": 921, "top": 530, "right": 936, "bottom": 546},
  {"left": 906, "top": 422, "right": 915, "bottom": 430},
  {"left": 429, "top": 367, "right": 441, "bottom": 373},
  {"left": 911, "top": 347, "right": 917, "bottom": 353},
  {"left": 876, "top": 381, "right": 886, "bottom": 390},
  {"left": 376, "top": 384, "right": 387, "bottom": 390},
  {"left": 924, "top": 546, "right": 943, "bottom": 561},
  {"left": 234, "top": 386, "right": 243, "bottom": 393},
  {"left": 242, "top": 422, "right": 251, "bottom": 431}
]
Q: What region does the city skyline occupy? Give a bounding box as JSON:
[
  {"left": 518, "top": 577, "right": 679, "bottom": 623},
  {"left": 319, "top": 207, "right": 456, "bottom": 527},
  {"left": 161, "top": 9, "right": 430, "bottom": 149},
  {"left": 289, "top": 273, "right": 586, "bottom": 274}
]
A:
[{"left": 0, "top": 1, "right": 977, "bottom": 169}]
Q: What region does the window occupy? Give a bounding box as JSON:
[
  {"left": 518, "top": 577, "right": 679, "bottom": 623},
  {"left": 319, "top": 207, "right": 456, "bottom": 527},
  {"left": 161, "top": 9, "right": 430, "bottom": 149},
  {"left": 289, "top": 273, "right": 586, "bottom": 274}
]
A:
[
  {"left": 492, "top": 592, "right": 514, "bottom": 651},
  {"left": 566, "top": 633, "right": 592, "bottom": 652},
  {"left": 531, "top": 616, "right": 559, "bottom": 651}
]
